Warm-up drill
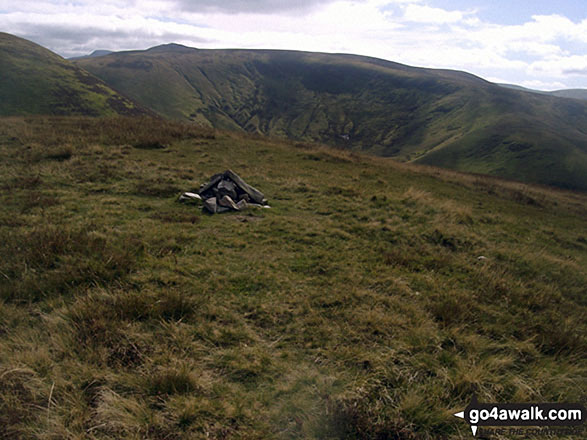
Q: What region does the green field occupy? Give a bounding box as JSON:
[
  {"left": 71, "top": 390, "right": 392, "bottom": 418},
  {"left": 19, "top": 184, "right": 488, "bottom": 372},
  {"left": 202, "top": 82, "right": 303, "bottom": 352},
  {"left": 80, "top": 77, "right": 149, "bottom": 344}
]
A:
[{"left": 1, "top": 117, "right": 585, "bottom": 439}]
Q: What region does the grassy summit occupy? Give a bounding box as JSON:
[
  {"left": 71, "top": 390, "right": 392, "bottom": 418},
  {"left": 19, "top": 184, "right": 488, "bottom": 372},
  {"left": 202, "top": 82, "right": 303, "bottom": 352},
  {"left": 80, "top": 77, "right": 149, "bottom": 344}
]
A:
[{"left": 0, "top": 117, "right": 585, "bottom": 439}]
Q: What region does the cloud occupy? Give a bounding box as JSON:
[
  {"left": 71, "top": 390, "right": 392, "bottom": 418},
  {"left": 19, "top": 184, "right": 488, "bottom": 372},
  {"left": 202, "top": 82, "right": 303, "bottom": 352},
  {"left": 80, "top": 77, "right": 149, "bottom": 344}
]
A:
[
  {"left": 1, "top": 9, "right": 213, "bottom": 56},
  {"left": 520, "top": 79, "right": 569, "bottom": 90},
  {"left": 529, "top": 55, "right": 587, "bottom": 77},
  {"left": 172, "top": 0, "right": 338, "bottom": 15},
  {"left": 402, "top": 4, "right": 465, "bottom": 24},
  {"left": 458, "top": 14, "right": 587, "bottom": 54},
  {"left": 0, "top": 0, "right": 585, "bottom": 88},
  {"left": 19, "top": 22, "right": 211, "bottom": 56}
]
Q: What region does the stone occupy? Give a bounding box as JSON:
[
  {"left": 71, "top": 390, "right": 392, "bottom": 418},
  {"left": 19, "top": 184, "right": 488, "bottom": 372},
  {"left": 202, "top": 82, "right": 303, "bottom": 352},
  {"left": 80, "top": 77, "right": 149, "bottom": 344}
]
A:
[
  {"left": 195, "top": 170, "right": 269, "bottom": 214},
  {"left": 203, "top": 197, "right": 218, "bottom": 213},
  {"left": 217, "top": 179, "right": 238, "bottom": 200},
  {"left": 198, "top": 173, "right": 224, "bottom": 199},
  {"left": 218, "top": 195, "right": 239, "bottom": 210},
  {"left": 178, "top": 192, "right": 202, "bottom": 203},
  {"left": 224, "top": 169, "right": 265, "bottom": 204}
]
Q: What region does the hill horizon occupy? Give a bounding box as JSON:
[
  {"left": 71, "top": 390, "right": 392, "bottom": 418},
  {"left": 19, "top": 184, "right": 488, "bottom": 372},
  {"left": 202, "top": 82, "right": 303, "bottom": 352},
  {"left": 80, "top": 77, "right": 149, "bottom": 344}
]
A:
[
  {"left": 2, "top": 31, "right": 587, "bottom": 192},
  {"left": 69, "top": 45, "right": 587, "bottom": 98},
  {"left": 76, "top": 41, "right": 587, "bottom": 191}
]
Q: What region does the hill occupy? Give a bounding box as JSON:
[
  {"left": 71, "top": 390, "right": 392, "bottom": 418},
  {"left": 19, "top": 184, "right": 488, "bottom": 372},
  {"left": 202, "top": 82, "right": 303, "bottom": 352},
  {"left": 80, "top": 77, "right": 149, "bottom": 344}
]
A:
[
  {"left": 76, "top": 44, "right": 587, "bottom": 191},
  {"left": 69, "top": 50, "right": 114, "bottom": 61},
  {"left": 551, "top": 89, "right": 587, "bottom": 100},
  {"left": 0, "top": 116, "right": 585, "bottom": 439},
  {"left": 499, "top": 83, "right": 587, "bottom": 101},
  {"left": 0, "top": 33, "right": 147, "bottom": 117}
]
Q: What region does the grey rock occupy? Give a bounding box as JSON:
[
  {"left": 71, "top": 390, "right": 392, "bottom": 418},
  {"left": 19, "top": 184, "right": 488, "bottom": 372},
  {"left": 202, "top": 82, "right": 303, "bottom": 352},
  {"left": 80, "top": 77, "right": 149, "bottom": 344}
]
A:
[
  {"left": 178, "top": 192, "right": 202, "bottom": 203},
  {"left": 196, "top": 170, "right": 269, "bottom": 214},
  {"left": 218, "top": 195, "right": 239, "bottom": 210},
  {"left": 203, "top": 197, "right": 218, "bottom": 213},
  {"left": 198, "top": 173, "right": 224, "bottom": 199},
  {"left": 224, "top": 169, "right": 265, "bottom": 204},
  {"left": 217, "top": 179, "right": 238, "bottom": 200}
]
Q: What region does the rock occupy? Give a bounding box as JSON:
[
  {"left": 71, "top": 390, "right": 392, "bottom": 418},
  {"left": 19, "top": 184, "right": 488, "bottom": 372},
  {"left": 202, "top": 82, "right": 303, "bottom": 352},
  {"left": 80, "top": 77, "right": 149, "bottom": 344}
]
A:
[
  {"left": 224, "top": 169, "right": 265, "bottom": 204},
  {"left": 218, "top": 195, "right": 239, "bottom": 210},
  {"left": 217, "top": 179, "right": 237, "bottom": 200},
  {"left": 178, "top": 192, "right": 202, "bottom": 203},
  {"left": 195, "top": 170, "right": 269, "bottom": 214},
  {"left": 198, "top": 173, "right": 224, "bottom": 199},
  {"left": 203, "top": 197, "right": 218, "bottom": 213}
]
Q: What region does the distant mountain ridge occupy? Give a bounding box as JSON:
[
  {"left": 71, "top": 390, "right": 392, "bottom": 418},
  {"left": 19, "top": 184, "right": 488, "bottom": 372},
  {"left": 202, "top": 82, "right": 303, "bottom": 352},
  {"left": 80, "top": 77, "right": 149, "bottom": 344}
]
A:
[
  {"left": 75, "top": 43, "right": 587, "bottom": 190},
  {"left": 69, "top": 50, "right": 113, "bottom": 60},
  {"left": 499, "top": 83, "right": 587, "bottom": 101},
  {"left": 0, "top": 33, "right": 147, "bottom": 117},
  {"left": 2, "top": 32, "right": 586, "bottom": 191}
]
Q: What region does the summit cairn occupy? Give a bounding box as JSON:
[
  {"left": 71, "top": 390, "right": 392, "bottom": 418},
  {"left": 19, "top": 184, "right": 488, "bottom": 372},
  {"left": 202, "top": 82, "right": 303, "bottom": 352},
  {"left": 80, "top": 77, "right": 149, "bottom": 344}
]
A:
[{"left": 181, "top": 169, "right": 269, "bottom": 214}]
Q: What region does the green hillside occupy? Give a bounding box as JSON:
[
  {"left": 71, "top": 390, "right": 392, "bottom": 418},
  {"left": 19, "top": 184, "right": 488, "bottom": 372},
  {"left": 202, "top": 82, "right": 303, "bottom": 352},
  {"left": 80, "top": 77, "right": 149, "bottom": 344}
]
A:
[
  {"left": 76, "top": 44, "right": 587, "bottom": 191},
  {"left": 1, "top": 116, "right": 586, "bottom": 439},
  {"left": 0, "top": 33, "right": 147, "bottom": 117}
]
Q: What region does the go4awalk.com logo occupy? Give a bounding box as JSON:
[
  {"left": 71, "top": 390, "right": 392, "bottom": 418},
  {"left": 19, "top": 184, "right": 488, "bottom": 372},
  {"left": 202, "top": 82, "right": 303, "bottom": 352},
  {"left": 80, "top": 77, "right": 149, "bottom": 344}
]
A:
[{"left": 454, "top": 396, "right": 585, "bottom": 436}]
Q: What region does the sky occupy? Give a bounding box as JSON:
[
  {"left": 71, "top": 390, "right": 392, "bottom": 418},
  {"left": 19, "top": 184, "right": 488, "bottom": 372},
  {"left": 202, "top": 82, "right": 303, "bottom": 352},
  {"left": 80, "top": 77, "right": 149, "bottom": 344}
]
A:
[{"left": 1, "top": 0, "right": 586, "bottom": 90}]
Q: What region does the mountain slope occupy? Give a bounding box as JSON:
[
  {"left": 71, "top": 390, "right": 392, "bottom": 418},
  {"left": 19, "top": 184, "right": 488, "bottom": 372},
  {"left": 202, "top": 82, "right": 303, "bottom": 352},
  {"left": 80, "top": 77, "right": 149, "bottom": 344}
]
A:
[
  {"left": 0, "top": 33, "right": 147, "bottom": 117},
  {"left": 76, "top": 44, "right": 587, "bottom": 190}
]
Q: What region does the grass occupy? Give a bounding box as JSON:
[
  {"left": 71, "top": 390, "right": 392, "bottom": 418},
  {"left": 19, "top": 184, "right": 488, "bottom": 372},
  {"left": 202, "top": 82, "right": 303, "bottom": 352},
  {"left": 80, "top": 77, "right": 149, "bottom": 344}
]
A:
[{"left": 0, "top": 116, "right": 585, "bottom": 439}]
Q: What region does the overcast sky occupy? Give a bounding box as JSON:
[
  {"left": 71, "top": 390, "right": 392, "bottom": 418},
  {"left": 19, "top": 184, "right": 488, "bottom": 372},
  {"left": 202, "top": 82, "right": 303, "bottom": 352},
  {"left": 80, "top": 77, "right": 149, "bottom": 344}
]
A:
[{"left": 2, "top": 0, "right": 586, "bottom": 90}]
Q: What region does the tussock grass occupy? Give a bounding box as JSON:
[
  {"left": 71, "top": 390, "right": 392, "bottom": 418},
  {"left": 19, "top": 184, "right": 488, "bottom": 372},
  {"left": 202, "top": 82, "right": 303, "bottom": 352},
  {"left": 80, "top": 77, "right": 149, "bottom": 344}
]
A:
[
  {"left": 0, "top": 116, "right": 214, "bottom": 151},
  {"left": 0, "top": 117, "right": 585, "bottom": 439},
  {"left": 0, "top": 226, "right": 143, "bottom": 302}
]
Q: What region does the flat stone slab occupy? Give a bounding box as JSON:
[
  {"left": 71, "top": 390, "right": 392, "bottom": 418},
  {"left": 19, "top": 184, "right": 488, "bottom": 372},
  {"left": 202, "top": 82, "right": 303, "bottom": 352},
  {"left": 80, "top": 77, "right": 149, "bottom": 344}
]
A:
[{"left": 178, "top": 192, "right": 202, "bottom": 203}]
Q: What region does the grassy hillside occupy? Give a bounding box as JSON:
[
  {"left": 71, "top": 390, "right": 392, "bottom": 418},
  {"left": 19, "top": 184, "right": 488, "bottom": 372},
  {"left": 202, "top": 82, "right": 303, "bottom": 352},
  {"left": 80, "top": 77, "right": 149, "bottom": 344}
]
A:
[
  {"left": 0, "top": 33, "right": 147, "bottom": 117},
  {"left": 1, "top": 116, "right": 585, "bottom": 439},
  {"left": 76, "top": 45, "right": 587, "bottom": 191}
]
